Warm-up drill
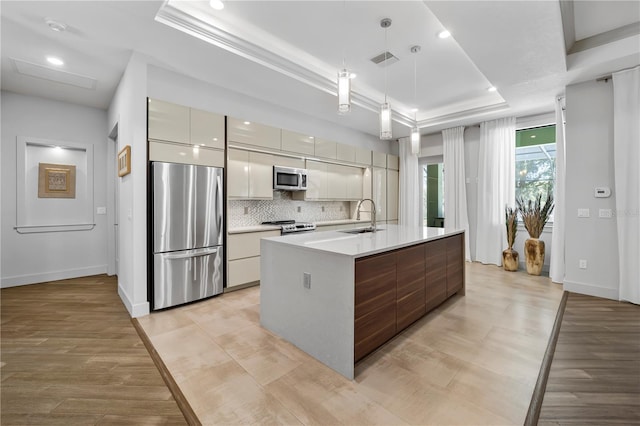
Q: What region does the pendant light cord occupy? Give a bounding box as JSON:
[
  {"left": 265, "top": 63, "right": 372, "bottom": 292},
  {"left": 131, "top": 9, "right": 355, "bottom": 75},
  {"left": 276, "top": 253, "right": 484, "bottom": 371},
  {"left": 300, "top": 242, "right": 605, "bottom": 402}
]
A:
[
  {"left": 384, "top": 26, "right": 388, "bottom": 103},
  {"left": 342, "top": 0, "right": 346, "bottom": 69}
]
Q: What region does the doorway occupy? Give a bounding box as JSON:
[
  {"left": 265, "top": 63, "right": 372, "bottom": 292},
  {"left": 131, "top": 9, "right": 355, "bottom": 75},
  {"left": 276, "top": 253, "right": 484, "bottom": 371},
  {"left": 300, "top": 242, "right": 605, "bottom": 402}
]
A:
[
  {"left": 107, "top": 123, "right": 119, "bottom": 276},
  {"left": 420, "top": 157, "right": 444, "bottom": 228}
]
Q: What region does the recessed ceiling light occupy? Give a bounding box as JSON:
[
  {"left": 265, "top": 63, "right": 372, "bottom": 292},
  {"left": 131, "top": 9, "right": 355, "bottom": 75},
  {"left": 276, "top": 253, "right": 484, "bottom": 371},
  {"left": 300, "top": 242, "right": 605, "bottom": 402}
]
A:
[
  {"left": 46, "top": 56, "right": 64, "bottom": 66},
  {"left": 411, "top": 108, "right": 418, "bottom": 113},
  {"left": 487, "top": 86, "right": 497, "bottom": 92},
  {"left": 243, "top": 121, "right": 251, "bottom": 125},
  {"left": 530, "top": 135, "right": 537, "bottom": 138},
  {"left": 350, "top": 73, "right": 357, "bottom": 79},
  {"left": 437, "top": 30, "right": 451, "bottom": 39},
  {"left": 45, "top": 18, "right": 67, "bottom": 32},
  {"left": 209, "top": 0, "right": 224, "bottom": 10}
]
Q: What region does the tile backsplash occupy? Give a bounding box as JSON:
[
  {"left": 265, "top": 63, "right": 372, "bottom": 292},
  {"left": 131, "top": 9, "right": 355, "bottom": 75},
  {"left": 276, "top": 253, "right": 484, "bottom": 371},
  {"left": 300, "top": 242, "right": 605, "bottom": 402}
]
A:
[{"left": 228, "top": 191, "right": 352, "bottom": 228}]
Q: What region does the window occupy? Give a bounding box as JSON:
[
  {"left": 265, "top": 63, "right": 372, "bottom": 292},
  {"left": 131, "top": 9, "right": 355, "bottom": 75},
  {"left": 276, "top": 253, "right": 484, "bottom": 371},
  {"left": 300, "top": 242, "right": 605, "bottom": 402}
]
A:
[
  {"left": 422, "top": 163, "right": 444, "bottom": 227},
  {"left": 515, "top": 125, "right": 556, "bottom": 206}
]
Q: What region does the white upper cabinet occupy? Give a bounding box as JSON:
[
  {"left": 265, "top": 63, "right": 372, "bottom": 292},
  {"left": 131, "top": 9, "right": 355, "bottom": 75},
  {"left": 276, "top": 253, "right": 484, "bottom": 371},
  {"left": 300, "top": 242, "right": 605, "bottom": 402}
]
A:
[
  {"left": 314, "top": 138, "right": 337, "bottom": 160},
  {"left": 387, "top": 169, "right": 399, "bottom": 221},
  {"left": 373, "top": 151, "right": 387, "bottom": 168},
  {"left": 304, "top": 160, "right": 328, "bottom": 200},
  {"left": 228, "top": 117, "right": 281, "bottom": 151},
  {"left": 190, "top": 108, "right": 224, "bottom": 149},
  {"left": 248, "top": 151, "right": 275, "bottom": 199},
  {"left": 336, "top": 143, "right": 356, "bottom": 163},
  {"left": 227, "top": 149, "right": 249, "bottom": 199},
  {"left": 387, "top": 154, "right": 400, "bottom": 171},
  {"left": 148, "top": 99, "right": 224, "bottom": 151},
  {"left": 281, "top": 130, "right": 315, "bottom": 156},
  {"left": 148, "top": 99, "right": 190, "bottom": 144},
  {"left": 346, "top": 166, "right": 364, "bottom": 200},
  {"left": 372, "top": 167, "right": 387, "bottom": 221},
  {"left": 355, "top": 147, "right": 372, "bottom": 166},
  {"left": 327, "top": 164, "right": 348, "bottom": 200}
]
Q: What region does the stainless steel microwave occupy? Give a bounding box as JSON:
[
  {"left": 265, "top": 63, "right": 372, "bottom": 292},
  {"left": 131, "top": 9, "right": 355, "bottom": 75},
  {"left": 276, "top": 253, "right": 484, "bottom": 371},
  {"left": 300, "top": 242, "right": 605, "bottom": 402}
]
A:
[{"left": 273, "top": 166, "right": 308, "bottom": 191}]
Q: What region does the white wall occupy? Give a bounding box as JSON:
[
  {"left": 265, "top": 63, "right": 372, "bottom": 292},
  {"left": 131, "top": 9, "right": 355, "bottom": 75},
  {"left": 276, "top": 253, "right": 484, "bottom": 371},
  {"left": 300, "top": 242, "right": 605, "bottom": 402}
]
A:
[
  {"left": 564, "top": 79, "right": 619, "bottom": 300},
  {"left": 107, "top": 53, "right": 150, "bottom": 317},
  {"left": 1, "top": 92, "right": 108, "bottom": 287}
]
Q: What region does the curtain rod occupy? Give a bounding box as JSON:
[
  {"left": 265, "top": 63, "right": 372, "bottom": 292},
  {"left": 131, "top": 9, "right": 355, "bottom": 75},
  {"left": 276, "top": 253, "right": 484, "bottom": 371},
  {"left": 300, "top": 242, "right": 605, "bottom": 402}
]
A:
[{"left": 596, "top": 65, "right": 640, "bottom": 82}]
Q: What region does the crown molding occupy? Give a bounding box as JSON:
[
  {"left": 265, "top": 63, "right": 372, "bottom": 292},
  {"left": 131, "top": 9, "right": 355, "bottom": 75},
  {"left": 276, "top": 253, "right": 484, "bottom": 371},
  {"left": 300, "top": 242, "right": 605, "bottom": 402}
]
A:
[{"left": 156, "top": 3, "right": 416, "bottom": 128}]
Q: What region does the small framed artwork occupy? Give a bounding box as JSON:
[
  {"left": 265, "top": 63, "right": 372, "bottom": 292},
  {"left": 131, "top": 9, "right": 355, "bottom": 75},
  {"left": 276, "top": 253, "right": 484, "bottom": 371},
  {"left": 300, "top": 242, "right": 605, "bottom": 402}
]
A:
[
  {"left": 38, "top": 163, "right": 76, "bottom": 198},
  {"left": 118, "top": 145, "right": 131, "bottom": 177}
]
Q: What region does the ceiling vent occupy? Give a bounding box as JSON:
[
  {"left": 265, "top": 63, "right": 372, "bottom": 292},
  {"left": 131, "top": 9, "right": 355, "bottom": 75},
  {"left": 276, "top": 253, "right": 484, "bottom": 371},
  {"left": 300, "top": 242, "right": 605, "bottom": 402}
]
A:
[
  {"left": 11, "top": 58, "right": 97, "bottom": 90},
  {"left": 370, "top": 51, "right": 399, "bottom": 67}
]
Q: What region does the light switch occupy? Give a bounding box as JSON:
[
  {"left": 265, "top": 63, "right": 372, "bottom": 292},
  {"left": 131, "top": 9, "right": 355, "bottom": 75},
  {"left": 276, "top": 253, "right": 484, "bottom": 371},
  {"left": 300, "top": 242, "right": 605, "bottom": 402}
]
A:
[
  {"left": 96, "top": 206, "right": 106, "bottom": 215},
  {"left": 577, "top": 208, "right": 590, "bottom": 218}
]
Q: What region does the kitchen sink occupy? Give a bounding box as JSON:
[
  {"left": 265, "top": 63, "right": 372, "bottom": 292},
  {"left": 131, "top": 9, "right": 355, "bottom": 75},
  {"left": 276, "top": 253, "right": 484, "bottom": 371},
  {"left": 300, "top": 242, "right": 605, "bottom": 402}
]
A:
[{"left": 339, "top": 227, "right": 384, "bottom": 234}]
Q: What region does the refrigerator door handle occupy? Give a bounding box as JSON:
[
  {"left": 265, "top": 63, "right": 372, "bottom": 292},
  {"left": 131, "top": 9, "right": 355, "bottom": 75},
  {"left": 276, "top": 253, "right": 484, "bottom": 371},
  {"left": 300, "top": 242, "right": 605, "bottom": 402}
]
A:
[{"left": 162, "top": 247, "right": 219, "bottom": 260}]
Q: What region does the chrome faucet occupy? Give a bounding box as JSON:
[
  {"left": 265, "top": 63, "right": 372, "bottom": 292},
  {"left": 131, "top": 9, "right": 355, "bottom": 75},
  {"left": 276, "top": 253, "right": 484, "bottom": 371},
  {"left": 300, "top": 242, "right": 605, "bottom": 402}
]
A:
[{"left": 355, "top": 198, "right": 377, "bottom": 232}]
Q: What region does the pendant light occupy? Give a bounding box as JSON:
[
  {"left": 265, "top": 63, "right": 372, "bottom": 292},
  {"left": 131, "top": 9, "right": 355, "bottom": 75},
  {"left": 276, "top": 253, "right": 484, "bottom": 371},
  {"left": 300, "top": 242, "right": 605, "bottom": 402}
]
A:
[
  {"left": 379, "top": 18, "right": 392, "bottom": 140},
  {"left": 337, "top": 0, "right": 351, "bottom": 114},
  {"left": 410, "top": 45, "right": 421, "bottom": 155}
]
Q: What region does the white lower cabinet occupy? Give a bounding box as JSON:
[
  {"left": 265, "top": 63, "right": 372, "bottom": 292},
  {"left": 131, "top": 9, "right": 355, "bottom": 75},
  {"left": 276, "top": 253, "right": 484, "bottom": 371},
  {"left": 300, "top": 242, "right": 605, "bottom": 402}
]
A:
[{"left": 227, "top": 230, "right": 280, "bottom": 288}]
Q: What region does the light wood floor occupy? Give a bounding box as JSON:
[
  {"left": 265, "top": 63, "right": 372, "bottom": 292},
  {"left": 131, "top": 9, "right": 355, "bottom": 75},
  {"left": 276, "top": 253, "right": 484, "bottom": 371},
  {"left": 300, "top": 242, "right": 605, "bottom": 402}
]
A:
[
  {"left": 137, "top": 262, "right": 564, "bottom": 425},
  {"left": 538, "top": 292, "right": 640, "bottom": 425},
  {"left": 1, "top": 275, "right": 187, "bottom": 425}
]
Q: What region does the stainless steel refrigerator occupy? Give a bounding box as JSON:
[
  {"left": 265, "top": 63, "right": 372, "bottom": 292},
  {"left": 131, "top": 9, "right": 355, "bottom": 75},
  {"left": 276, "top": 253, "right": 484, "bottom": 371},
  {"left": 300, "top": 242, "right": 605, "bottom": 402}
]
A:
[{"left": 151, "top": 162, "right": 224, "bottom": 310}]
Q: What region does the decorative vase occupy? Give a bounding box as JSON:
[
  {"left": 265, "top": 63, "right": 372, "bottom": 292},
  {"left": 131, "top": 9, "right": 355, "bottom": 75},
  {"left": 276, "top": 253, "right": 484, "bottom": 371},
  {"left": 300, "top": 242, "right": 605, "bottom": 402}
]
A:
[
  {"left": 502, "top": 248, "right": 519, "bottom": 272},
  {"left": 524, "top": 238, "right": 545, "bottom": 275}
]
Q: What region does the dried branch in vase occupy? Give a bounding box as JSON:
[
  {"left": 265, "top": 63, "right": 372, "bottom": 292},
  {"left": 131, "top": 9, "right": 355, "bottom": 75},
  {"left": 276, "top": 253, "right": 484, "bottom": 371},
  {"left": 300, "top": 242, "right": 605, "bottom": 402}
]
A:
[{"left": 516, "top": 194, "right": 554, "bottom": 239}]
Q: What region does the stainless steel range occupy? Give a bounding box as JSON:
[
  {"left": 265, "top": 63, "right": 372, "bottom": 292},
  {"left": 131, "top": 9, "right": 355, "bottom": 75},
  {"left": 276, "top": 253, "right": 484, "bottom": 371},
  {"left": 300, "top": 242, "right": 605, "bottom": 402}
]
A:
[{"left": 262, "top": 220, "right": 316, "bottom": 235}]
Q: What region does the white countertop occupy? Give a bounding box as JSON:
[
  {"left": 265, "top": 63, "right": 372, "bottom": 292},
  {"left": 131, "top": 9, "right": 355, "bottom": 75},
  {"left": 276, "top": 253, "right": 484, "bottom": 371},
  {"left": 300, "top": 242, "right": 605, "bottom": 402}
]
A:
[{"left": 262, "top": 224, "right": 464, "bottom": 258}]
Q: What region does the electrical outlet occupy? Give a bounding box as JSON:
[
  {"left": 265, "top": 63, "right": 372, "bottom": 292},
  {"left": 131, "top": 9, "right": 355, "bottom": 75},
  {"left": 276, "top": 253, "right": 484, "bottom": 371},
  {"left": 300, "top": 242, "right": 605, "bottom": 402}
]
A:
[
  {"left": 599, "top": 209, "right": 612, "bottom": 218},
  {"left": 244, "top": 206, "right": 249, "bottom": 215},
  {"left": 321, "top": 206, "right": 325, "bottom": 212},
  {"left": 578, "top": 208, "right": 590, "bottom": 218},
  {"left": 96, "top": 206, "right": 106, "bottom": 215},
  {"left": 579, "top": 259, "right": 587, "bottom": 269},
  {"left": 303, "top": 272, "right": 311, "bottom": 289},
  {"left": 297, "top": 206, "right": 301, "bottom": 213}
]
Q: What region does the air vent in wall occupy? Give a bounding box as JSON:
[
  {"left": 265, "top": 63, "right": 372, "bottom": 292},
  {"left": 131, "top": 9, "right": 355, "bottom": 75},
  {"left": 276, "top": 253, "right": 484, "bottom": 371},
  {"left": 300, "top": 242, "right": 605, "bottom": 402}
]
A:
[{"left": 370, "top": 51, "right": 399, "bottom": 67}]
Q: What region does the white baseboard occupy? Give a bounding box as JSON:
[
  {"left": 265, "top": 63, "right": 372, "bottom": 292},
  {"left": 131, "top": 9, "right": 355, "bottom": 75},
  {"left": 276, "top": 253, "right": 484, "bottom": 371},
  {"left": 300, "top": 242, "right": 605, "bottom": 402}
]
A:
[
  {"left": 1, "top": 265, "right": 108, "bottom": 288},
  {"left": 117, "top": 284, "right": 149, "bottom": 318},
  {"left": 563, "top": 280, "right": 619, "bottom": 301}
]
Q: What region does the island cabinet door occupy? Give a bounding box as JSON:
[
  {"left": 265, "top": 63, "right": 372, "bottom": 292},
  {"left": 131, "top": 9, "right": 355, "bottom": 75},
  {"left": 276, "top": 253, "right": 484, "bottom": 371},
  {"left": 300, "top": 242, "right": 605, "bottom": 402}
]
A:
[
  {"left": 425, "top": 238, "right": 448, "bottom": 312},
  {"left": 354, "top": 252, "right": 397, "bottom": 362},
  {"left": 396, "top": 244, "right": 426, "bottom": 331},
  {"left": 446, "top": 234, "right": 464, "bottom": 296}
]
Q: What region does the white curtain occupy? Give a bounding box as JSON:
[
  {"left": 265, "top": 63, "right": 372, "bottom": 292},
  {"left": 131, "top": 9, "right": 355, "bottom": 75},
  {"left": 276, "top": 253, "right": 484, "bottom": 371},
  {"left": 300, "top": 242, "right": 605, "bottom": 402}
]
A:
[
  {"left": 443, "top": 126, "right": 471, "bottom": 261},
  {"left": 398, "top": 137, "right": 420, "bottom": 227},
  {"left": 550, "top": 97, "right": 566, "bottom": 283},
  {"left": 475, "top": 117, "right": 516, "bottom": 266},
  {"left": 612, "top": 67, "right": 640, "bottom": 304}
]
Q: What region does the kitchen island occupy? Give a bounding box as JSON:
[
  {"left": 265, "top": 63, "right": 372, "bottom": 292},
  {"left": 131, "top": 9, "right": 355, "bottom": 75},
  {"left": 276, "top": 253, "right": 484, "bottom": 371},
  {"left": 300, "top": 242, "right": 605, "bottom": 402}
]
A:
[{"left": 260, "top": 224, "right": 465, "bottom": 379}]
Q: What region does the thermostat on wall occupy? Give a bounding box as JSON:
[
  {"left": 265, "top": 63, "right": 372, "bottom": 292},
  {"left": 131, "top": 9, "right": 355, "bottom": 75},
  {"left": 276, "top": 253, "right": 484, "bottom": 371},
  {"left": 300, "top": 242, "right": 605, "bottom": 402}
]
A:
[{"left": 594, "top": 187, "right": 611, "bottom": 198}]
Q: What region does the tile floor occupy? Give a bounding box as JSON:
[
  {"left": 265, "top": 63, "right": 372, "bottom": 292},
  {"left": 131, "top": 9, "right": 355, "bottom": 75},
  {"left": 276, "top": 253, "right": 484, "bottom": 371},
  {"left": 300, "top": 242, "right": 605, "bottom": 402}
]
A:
[{"left": 138, "top": 262, "right": 563, "bottom": 425}]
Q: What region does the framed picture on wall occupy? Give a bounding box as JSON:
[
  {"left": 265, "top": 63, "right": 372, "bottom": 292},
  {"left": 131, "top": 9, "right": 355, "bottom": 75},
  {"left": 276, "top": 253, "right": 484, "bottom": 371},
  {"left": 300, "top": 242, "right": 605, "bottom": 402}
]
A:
[
  {"left": 38, "top": 163, "right": 76, "bottom": 198},
  {"left": 118, "top": 145, "right": 131, "bottom": 177}
]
